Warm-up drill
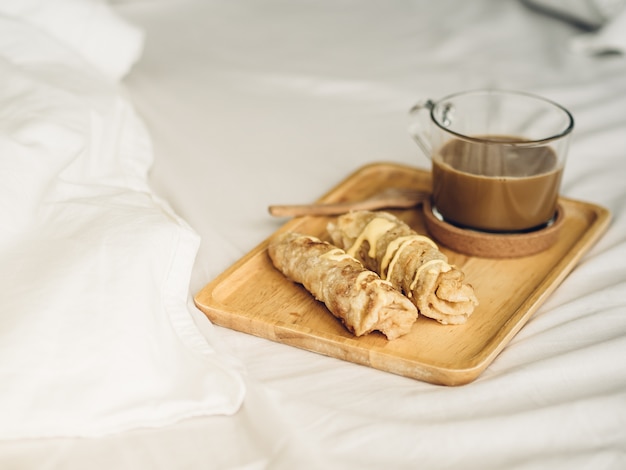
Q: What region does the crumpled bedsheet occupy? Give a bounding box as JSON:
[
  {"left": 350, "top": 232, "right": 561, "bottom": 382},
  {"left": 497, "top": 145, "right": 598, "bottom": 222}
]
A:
[{"left": 0, "top": 0, "right": 244, "bottom": 439}]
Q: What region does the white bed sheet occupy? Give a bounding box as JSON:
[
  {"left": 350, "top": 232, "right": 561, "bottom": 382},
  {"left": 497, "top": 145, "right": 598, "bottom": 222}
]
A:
[{"left": 2, "top": 0, "right": 625, "bottom": 468}]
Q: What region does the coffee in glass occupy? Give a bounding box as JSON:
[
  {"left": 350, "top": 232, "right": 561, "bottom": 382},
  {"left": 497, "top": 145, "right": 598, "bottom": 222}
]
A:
[{"left": 410, "top": 90, "right": 574, "bottom": 233}]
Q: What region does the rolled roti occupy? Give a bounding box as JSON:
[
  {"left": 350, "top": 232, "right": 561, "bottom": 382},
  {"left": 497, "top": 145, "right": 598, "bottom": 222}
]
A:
[
  {"left": 268, "top": 232, "right": 418, "bottom": 340},
  {"left": 327, "top": 211, "right": 478, "bottom": 325}
]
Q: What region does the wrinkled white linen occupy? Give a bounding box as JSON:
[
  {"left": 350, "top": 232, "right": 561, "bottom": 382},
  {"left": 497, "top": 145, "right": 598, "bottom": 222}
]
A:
[
  {"left": 0, "top": 0, "right": 144, "bottom": 80},
  {"left": 524, "top": 0, "right": 626, "bottom": 55},
  {"left": 1, "top": 0, "right": 625, "bottom": 468},
  {"left": 0, "top": 3, "right": 244, "bottom": 439},
  {"left": 571, "top": 6, "right": 626, "bottom": 54},
  {"left": 117, "top": 1, "right": 626, "bottom": 469}
]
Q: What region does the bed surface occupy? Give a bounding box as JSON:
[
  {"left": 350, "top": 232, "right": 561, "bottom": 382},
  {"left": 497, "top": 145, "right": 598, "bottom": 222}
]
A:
[{"left": 1, "top": 0, "right": 625, "bottom": 468}]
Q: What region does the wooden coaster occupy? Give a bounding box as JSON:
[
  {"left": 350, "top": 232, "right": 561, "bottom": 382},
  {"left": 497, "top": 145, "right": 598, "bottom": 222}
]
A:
[{"left": 422, "top": 199, "right": 565, "bottom": 258}]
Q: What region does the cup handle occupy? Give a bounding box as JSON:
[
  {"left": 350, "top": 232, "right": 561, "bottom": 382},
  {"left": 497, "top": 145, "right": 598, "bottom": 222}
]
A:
[{"left": 408, "top": 99, "right": 434, "bottom": 158}]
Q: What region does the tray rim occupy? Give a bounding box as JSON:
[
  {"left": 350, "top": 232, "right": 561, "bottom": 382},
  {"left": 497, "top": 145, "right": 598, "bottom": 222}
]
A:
[{"left": 194, "top": 162, "right": 612, "bottom": 385}]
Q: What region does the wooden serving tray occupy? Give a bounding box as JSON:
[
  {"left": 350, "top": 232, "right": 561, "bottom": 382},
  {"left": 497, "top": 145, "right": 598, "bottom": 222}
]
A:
[{"left": 194, "top": 163, "right": 611, "bottom": 385}]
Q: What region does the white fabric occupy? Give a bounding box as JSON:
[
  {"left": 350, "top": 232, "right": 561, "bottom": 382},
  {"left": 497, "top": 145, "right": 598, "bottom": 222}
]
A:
[
  {"left": 1, "top": 0, "right": 626, "bottom": 468},
  {"left": 0, "top": 5, "right": 244, "bottom": 439},
  {"left": 571, "top": 6, "right": 626, "bottom": 54},
  {"left": 0, "top": 0, "right": 144, "bottom": 80},
  {"left": 524, "top": 0, "right": 626, "bottom": 29}
]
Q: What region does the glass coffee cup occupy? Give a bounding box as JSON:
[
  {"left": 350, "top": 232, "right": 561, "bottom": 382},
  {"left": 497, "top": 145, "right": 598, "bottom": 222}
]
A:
[{"left": 409, "top": 89, "right": 574, "bottom": 233}]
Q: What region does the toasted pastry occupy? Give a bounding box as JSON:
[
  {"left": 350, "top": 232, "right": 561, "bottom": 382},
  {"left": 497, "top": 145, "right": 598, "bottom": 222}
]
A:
[
  {"left": 268, "top": 232, "right": 418, "bottom": 339},
  {"left": 327, "top": 211, "right": 478, "bottom": 325}
]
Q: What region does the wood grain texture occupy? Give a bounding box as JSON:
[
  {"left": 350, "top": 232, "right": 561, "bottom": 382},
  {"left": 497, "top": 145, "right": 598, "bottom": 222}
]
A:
[{"left": 194, "top": 163, "right": 611, "bottom": 385}]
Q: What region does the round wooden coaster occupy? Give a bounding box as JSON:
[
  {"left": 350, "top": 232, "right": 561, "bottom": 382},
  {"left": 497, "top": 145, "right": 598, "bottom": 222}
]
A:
[{"left": 422, "top": 199, "right": 565, "bottom": 258}]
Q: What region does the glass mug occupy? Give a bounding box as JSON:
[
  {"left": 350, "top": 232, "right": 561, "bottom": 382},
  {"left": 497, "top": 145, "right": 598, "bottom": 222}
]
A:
[{"left": 409, "top": 89, "right": 574, "bottom": 233}]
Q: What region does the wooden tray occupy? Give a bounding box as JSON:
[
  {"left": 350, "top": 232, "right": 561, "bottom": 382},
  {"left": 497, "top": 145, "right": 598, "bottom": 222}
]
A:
[{"left": 194, "top": 162, "right": 611, "bottom": 385}]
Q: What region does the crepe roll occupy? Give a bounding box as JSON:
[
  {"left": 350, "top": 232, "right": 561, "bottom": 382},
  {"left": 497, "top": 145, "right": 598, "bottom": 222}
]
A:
[
  {"left": 268, "top": 232, "right": 418, "bottom": 340},
  {"left": 327, "top": 211, "right": 478, "bottom": 325}
]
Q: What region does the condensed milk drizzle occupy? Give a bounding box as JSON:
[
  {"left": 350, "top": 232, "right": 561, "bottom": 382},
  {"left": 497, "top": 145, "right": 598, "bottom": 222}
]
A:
[
  {"left": 320, "top": 249, "right": 392, "bottom": 291},
  {"left": 320, "top": 248, "right": 354, "bottom": 263},
  {"left": 408, "top": 260, "right": 450, "bottom": 296},
  {"left": 381, "top": 235, "right": 437, "bottom": 279},
  {"left": 346, "top": 218, "right": 397, "bottom": 259},
  {"left": 345, "top": 217, "right": 451, "bottom": 294}
]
